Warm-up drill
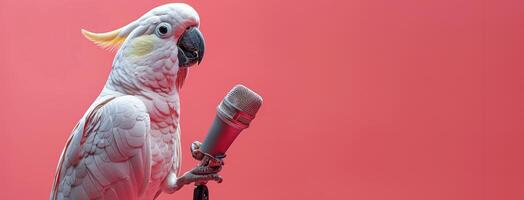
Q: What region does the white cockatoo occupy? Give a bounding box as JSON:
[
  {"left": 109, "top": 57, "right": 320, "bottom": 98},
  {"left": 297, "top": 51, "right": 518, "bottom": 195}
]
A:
[{"left": 50, "top": 3, "right": 223, "bottom": 200}]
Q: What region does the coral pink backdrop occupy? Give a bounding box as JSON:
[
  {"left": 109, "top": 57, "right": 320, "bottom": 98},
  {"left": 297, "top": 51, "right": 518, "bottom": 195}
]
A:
[{"left": 1, "top": 0, "right": 523, "bottom": 199}]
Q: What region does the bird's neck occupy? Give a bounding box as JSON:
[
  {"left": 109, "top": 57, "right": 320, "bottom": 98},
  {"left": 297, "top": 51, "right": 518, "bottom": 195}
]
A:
[
  {"left": 106, "top": 49, "right": 186, "bottom": 96},
  {"left": 99, "top": 86, "right": 182, "bottom": 126},
  {"left": 101, "top": 54, "right": 186, "bottom": 122},
  {"left": 105, "top": 69, "right": 185, "bottom": 96}
]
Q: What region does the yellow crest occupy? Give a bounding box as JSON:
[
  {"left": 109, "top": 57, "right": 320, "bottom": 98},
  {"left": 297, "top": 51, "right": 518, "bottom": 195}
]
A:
[{"left": 81, "top": 28, "right": 126, "bottom": 51}]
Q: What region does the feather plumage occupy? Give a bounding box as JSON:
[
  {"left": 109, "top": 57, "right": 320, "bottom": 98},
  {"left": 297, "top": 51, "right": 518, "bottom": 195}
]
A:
[
  {"left": 81, "top": 29, "right": 126, "bottom": 51},
  {"left": 52, "top": 3, "right": 201, "bottom": 200}
]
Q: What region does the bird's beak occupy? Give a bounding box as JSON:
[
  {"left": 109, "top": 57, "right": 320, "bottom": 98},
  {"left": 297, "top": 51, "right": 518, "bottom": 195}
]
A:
[{"left": 177, "top": 27, "right": 205, "bottom": 68}]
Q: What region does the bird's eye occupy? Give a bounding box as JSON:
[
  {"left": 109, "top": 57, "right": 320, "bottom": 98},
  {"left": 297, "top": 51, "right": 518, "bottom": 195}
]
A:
[{"left": 155, "top": 22, "right": 172, "bottom": 38}]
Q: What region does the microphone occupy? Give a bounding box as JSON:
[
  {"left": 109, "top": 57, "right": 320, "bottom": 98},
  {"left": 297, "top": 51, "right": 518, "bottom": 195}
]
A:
[
  {"left": 193, "top": 84, "right": 262, "bottom": 200},
  {"left": 200, "top": 84, "right": 263, "bottom": 158}
]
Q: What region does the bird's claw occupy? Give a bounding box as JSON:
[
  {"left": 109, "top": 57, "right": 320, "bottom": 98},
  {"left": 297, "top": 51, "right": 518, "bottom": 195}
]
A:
[
  {"left": 191, "top": 141, "right": 205, "bottom": 160},
  {"left": 183, "top": 141, "right": 226, "bottom": 185},
  {"left": 190, "top": 141, "right": 225, "bottom": 167},
  {"left": 164, "top": 141, "right": 225, "bottom": 193},
  {"left": 177, "top": 170, "right": 223, "bottom": 186}
]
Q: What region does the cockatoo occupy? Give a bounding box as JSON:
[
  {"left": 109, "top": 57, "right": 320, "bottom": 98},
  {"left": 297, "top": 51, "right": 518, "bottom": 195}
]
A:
[{"left": 50, "top": 3, "right": 223, "bottom": 200}]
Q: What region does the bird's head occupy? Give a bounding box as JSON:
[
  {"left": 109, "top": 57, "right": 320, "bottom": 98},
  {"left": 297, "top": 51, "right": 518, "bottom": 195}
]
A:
[{"left": 82, "top": 3, "right": 204, "bottom": 95}]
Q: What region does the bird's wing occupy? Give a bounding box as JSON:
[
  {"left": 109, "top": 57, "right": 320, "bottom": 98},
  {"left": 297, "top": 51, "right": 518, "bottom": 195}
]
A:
[{"left": 51, "top": 96, "right": 151, "bottom": 200}]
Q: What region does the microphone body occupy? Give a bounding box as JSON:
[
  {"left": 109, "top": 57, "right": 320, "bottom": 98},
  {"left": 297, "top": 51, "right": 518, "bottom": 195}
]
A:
[
  {"left": 200, "top": 84, "right": 263, "bottom": 158},
  {"left": 193, "top": 84, "right": 262, "bottom": 200},
  {"left": 200, "top": 116, "right": 243, "bottom": 157}
]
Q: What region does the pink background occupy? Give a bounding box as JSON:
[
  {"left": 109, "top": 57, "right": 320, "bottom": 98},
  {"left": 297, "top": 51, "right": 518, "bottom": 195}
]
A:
[{"left": 1, "top": 0, "right": 523, "bottom": 199}]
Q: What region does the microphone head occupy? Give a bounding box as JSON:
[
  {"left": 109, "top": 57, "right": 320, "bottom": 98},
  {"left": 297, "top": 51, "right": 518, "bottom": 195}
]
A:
[{"left": 217, "top": 84, "right": 263, "bottom": 128}]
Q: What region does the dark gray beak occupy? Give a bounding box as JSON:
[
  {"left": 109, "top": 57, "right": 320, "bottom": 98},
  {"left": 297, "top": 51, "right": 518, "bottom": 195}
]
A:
[{"left": 177, "top": 27, "right": 205, "bottom": 68}]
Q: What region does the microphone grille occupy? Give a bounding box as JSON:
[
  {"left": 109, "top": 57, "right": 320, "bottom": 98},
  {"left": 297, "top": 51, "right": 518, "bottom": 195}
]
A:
[{"left": 218, "top": 84, "right": 263, "bottom": 125}]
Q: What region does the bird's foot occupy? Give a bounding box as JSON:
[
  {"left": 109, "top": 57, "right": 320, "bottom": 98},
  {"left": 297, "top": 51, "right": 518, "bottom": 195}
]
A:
[
  {"left": 190, "top": 141, "right": 225, "bottom": 166},
  {"left": 163, "top": 141, "right": 225, "bottom": 193},
  {"left": 188, "top": 141, "right": 225, "bottom": 184}
]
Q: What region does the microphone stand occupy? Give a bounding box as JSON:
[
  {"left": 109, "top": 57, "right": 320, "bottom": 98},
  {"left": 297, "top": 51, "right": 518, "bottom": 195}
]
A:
[
  {"left": 193, "top": 184, "right": 209, "bottom": 200},
  {"left": 192, "top": 153, "right": 225, "bottom": 200}
]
